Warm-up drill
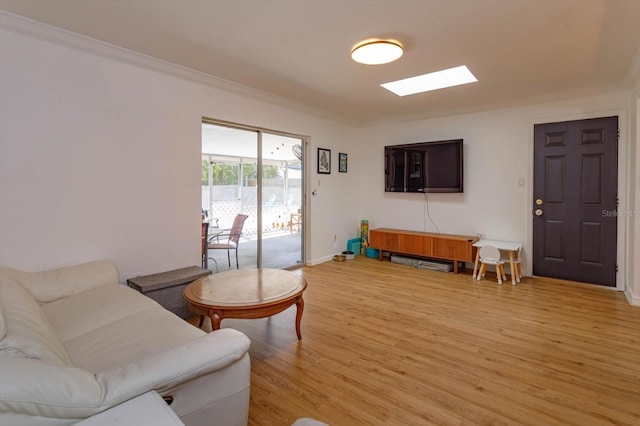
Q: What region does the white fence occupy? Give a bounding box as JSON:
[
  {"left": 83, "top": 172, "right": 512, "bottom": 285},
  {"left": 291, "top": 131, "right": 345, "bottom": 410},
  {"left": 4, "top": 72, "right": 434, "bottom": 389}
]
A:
[{"left": 202, "top": 184, "right": 301, "bottom": 236}]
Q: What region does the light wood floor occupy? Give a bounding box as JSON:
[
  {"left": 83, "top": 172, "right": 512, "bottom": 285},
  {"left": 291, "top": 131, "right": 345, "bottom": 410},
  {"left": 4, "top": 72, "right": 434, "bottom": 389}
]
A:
[{"left": 198, "top": 256, "right": 640, "bottom": 425}]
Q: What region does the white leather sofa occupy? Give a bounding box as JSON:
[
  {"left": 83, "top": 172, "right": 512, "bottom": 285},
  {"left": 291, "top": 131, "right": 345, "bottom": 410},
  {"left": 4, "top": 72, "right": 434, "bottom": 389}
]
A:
[{"left": 0, "top": 260, "right": 251, "bottom": 426}]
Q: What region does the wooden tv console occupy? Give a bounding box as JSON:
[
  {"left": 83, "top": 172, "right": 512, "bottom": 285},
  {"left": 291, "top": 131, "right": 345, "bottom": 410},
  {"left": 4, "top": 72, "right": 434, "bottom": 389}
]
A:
[{"left": 369, "top": 228, "right": 479, "bottom": 274}]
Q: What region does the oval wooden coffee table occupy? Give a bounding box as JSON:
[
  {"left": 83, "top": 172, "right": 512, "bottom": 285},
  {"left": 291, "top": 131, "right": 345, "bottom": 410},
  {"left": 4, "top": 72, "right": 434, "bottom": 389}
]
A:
[{"left": 184, "top": 268, "right": 307, "bottom": 340}]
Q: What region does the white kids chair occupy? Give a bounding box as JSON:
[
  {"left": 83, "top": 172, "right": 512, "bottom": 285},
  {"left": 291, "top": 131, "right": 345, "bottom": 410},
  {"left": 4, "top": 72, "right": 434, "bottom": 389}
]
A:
[{"left": 477, "top": 245, "right": 507, "bottom": 285}]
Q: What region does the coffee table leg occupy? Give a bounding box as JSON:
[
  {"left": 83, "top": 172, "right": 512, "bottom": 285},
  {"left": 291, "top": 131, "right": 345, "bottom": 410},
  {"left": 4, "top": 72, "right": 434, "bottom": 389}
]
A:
[
  {"left": 295, "top": 296, "right": 304, "bottom": 340},
  {"left": 210, "top": 312, "right": 222, "bottom": 331}
]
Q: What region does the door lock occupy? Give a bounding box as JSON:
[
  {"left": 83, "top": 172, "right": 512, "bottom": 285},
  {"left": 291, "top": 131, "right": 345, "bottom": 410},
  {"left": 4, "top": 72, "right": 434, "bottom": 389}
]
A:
[{"left": 535, "top": 198, "right": 543, "bottom": 205}]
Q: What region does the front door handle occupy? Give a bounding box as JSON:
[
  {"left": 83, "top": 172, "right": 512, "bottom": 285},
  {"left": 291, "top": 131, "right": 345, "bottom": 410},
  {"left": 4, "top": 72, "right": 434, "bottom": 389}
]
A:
[{"left": 533, "top": 208, "right": 543, "bottom": 216}]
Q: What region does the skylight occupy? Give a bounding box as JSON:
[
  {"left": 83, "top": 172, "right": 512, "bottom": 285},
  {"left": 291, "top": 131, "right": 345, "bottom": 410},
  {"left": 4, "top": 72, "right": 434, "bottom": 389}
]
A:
[{"left": 381, "top": 65, "right": 478, "bottom": 96}]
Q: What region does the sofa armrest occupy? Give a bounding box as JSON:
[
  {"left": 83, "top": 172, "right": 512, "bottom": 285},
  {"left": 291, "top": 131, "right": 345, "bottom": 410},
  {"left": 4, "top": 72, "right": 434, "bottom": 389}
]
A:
[
  {"left": 0, "top": 329, "right": 250, "bottom": 421},
  {"left": 0, "top": 260, "right": 120, "bottom": 303},
  {"left": 0, "top": 358, "right": 104, "bottom": 420},
  {"left": 97, "top": 328, "right": 251, "bottom": 403}
]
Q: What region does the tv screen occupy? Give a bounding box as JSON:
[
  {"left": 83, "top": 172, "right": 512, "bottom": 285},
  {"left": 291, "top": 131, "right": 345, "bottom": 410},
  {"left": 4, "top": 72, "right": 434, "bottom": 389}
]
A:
[{"left": 385, "top": 139, "right": 463, "bottom": 193}]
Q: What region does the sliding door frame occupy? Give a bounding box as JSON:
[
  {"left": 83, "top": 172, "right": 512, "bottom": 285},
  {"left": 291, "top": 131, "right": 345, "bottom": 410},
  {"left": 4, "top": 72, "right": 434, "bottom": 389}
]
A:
[{"left": 202, "top": 117, "right": 308, "bottom": 269}]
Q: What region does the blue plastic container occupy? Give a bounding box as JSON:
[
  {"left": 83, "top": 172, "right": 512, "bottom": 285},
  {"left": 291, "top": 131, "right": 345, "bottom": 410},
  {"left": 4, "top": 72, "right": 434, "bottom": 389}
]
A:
[
  {"left": 347, "top": 238, "right": 361, "bottom": 255},
  {"left": 366, "top": 248, "right": 379, "bottom": 258}
]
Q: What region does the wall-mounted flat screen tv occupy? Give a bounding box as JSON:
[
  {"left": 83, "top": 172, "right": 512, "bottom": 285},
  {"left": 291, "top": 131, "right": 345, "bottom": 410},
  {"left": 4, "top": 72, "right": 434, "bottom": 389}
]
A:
[{"left": 385, "top": 139, "right": 463, "bottom": 193}]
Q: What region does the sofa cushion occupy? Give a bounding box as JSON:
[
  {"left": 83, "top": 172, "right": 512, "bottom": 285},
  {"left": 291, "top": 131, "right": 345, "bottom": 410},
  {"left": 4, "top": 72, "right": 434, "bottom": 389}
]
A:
[
  {"left": 0, "top": 260, "right": 120, "bottom": 304},
  {"left": 42, "top": 283, "right": 205, "bottom": 373},
  {"left": 65, "top": 306, "right": 205, "bottom": 373},
  {"left": 41, "top": 284, "right": 161, "bottom": 343},
  {"left": 0, "top": 276, "right": 70, "bottom": 366}
]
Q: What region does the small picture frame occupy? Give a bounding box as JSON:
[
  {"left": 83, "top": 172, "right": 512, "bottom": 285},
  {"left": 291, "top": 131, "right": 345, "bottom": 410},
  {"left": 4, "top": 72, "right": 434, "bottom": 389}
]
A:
[
  {"left": 339, "top": 153, "right": 348, "bottom": 173},
  {"left": 317, "top": 148, "right": 331, "bottom": 174}
]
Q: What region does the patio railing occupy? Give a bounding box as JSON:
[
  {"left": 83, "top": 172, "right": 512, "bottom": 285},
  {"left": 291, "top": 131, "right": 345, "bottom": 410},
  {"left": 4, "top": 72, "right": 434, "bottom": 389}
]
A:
[
  {"left": 203, "top": 184, "right": 301, "bottom": 236},
  {"left": 207, "top": 200, "right": 298, "bottom": 236}
]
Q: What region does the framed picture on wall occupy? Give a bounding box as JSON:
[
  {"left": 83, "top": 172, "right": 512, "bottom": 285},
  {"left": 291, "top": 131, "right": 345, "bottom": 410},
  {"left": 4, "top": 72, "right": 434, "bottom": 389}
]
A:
[
  {"left": 339, "top": 153, "right": 348, "bottom": 173},
  {"left": 318, "top": 148, "right": 331, "bottom": 174}
]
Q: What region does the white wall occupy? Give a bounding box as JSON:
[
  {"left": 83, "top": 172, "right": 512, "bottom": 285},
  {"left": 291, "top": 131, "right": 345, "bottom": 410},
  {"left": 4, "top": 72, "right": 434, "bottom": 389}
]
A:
[
  {"left": 630, "top": 81, "right": 640, "bottom": 305},
  {"left": 356, "top": 92, "right": 633, "bottom": 285},
  {"left": 0, "top": 23, "right": 358, "bottom": 280},
  {"left": 1, "top": 15, "right": 638, "bottom": 298}
]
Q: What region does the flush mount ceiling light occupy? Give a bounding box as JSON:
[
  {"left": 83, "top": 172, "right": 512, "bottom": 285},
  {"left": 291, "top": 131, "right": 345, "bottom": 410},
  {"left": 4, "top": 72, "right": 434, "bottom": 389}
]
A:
[
  {"left": 351, "top": 39, "right": 404, "bottom": 65},
  {"left": 381, "top": 65, "right": 478, "bottom": 96}
]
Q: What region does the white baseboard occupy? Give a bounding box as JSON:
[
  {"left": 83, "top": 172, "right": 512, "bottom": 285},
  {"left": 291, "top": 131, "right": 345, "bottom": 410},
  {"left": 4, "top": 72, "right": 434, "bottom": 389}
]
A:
[
  {"left": 306, "top": 255, "right": 335, "bottom": 266},
  {"left": 624, "top": 285, "right": 640, "bottom": 306}
]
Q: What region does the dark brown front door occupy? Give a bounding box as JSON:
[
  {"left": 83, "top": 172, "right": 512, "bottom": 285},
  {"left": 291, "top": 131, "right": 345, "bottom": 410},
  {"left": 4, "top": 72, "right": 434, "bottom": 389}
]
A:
[{"left": 533, "top": 116, "right": 618, "bottom": 287}]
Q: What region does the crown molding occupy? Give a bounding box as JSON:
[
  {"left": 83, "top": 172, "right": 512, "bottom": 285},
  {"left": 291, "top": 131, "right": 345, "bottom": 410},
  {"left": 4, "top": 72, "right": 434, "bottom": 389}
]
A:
[{"left": 0, "top": 10, "right": 353, "bottom": 126}]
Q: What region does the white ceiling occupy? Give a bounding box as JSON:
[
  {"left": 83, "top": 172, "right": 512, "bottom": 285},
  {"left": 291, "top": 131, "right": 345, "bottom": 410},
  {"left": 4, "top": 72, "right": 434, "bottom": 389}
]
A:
[
  {"left": 202, "top": 123, "right": 303, "bottom": 163},
  {"left": 2, "top": 0, "right": 640, "bottom": 126}
]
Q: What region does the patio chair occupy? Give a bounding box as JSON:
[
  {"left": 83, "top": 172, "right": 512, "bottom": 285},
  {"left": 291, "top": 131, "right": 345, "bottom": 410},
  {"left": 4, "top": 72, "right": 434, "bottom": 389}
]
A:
[
  {"left": 288, "top": 208, "right": 302, "bottom": 233},
  {"left": 207, "top": 214, "right": 249, "bottom": 269}
]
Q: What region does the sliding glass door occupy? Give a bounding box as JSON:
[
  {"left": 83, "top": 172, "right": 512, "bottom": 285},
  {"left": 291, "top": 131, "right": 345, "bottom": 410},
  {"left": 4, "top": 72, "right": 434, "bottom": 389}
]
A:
[
  {"left": 201, "top": 121, "right": 304, "bottom": 271},
  {"left": 261, "top": 133, "right": 304, "bottom": 268}
]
